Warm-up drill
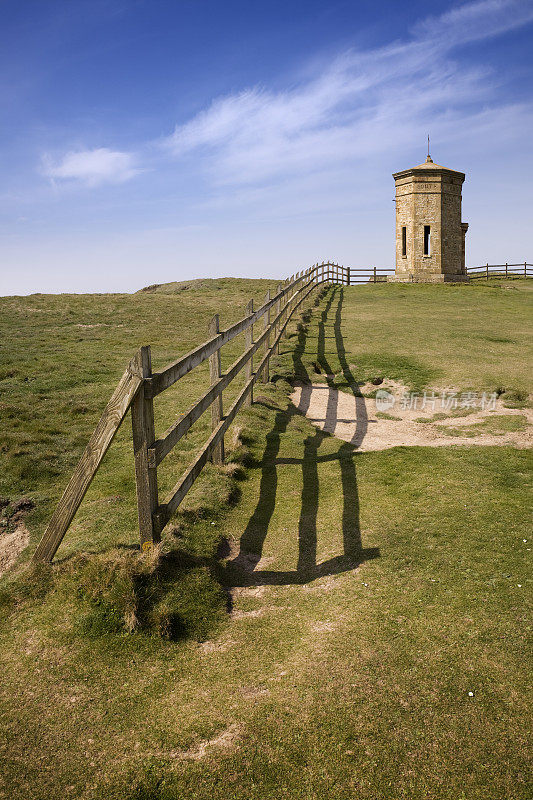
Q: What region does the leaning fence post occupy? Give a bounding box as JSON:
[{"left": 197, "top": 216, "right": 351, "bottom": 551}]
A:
[
  {"left": 244, "top": 299, "right": 254, "bottom": 407},
  {"left": 261, "top": 289, "right": 271, "bottom": 382},
  {"left": 131, "top": 345, "right": 160, "bottom": 551},
  {"left": 208, "top": 314, "right": 224, "bottom": 464}
]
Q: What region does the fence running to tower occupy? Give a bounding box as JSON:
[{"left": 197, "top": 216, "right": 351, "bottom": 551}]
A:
[
  {"left": 33, "top": 262, "right": 349, "bottom": 563},
  {"left": 31, "top": 258, "right": 533, "bottom": 562}
]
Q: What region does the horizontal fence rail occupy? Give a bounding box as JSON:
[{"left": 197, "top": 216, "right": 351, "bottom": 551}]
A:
[
  {"left": 346, "top": 264, "right": 532, "bottom": 283},
  {"left": 348, "top": 267, "right": 394, "bottom": 283},
  {"left": 466, "top": 262, "right": 532, "bottom": 279}
]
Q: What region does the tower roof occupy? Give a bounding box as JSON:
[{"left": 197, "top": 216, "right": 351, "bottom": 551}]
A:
[{"left": 393, "top": 154, "right": 465, "bottom": 181}]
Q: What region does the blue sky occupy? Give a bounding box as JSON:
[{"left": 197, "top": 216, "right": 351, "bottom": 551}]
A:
[{"left": 1, "top": 0, "right": 533, "bottom": 295}]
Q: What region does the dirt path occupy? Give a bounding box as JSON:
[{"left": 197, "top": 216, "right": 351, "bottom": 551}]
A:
[{"left": 290, "top": 381, "right": 532, "bottom": 451}]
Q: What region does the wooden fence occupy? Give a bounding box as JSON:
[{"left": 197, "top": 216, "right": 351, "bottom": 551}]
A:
[
  {"left": 347, "top": 266, "right": 394, "bottom": 283},
  {"left": 466, "top": 262, "right": 532, "bottom": 279},
  {"left": 345, "top": 263, "right": 533, "bottom": 282},
  {"left": 32, "top": 262, "right": 349, "bottom": 562},
  {"left": 31, "top": 256, "right": 533, "bottom": 562}
]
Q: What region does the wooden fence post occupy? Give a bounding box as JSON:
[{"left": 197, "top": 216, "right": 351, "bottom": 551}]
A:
[
  {"left": 244, "top": 299, "right": 254, "bottom": 407},
  {"left": 525, "top": 262, "right": 527, "bottom": 277},
  {"left": 208, "top": 315, "right": 224, "bottom": 464},
  {"left": 486, "top": 263, "right": 489, "bottom": 280},
  {"left": 275, "top": 283, "right": 282, "bottom": 354},
  {"left": 373, "top": 266, "right": 377, "bottom": 283},
  {"left": 131, "top": 346, "right": 160, "bottom": 551},
  {"left": 347, "top": 266, "right": 350, "bottom": 286},
  {"left": 261, "top": 289, "right": 271, "bottom": 382}
]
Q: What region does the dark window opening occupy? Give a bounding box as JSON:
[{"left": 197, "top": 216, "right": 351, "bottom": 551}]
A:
[
  {"left": 424, "top": 225, "right": 431, "bottom": 256},
  {"left": 402, "top": 226, "right": 407, "bottom": 256}
]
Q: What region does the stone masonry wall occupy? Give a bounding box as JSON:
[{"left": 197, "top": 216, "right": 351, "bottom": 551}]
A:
[{"left": 394, "top": 168, "right": 466, "bottom": 280}]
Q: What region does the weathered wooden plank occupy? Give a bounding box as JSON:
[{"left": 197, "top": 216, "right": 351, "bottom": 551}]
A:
[
  {"left": 32, "top": 353, "right": 144, "bottom": 563},
  {"left": 244, "top": 298, "right": 254, "bottom": 407},
  {"left": 149, "top": 281, "right": 312, "bottom": 467},
  {"left": 208, "top": 314, "right": 224, "bottom": 464},
  {"left": 150, "top": 280, "right": 304, "bottom": 397},
  {"left": 158, "top": 278, "right": 319, "bottom": 527},
  {"left": 274, "top": 284, "right": 282, "bottom": 355},
  {"left": 149, "top": 314, "right": 273, "bottom": 467},
  {"left": 131, "top": 346, "right": 160, "bottom": 551},
  {"left": 161, "top": 377, "right": 253, "bottom": 522},
  {"left": 261, "top": 289, "right": 271, "bottom": 383}
]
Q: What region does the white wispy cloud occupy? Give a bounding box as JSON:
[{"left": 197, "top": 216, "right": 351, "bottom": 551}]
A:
[
  {"left": 42, "top": 147, "right": 140, "bottom": 187},
  {"left": 39, "top": 0, "right": 533, "bottom": 197},
  {"left": 162, "top": 0, "right": 533, "bottom": 187},
  {"left": 411, "top": 0, "right": 533, "bottom": 44}
]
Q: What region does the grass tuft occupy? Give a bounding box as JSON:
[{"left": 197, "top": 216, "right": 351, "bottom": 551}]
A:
[{"left": 61, "top": 547, "right": 228, "bottom": 642}]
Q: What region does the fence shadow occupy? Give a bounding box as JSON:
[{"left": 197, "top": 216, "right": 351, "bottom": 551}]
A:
[{"left": 224, "top": 286, "right": 379, "bottom": 587}]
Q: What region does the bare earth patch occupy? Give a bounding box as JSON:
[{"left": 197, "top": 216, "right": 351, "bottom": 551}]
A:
[
  {"left": 0, "top": 524, "right": 30, "bottom": 576},
  {"left": 290, "top": 381, "right": 532, "bottom": 451},
  {"left": 164, "top": 724, "right": 241, "bottom": 761}
]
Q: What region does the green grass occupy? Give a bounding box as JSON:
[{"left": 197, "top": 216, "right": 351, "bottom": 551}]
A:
[
  {"left": 414, "top": 408, "right": 478, "bottom": 423},
  {"left": 288, "top": 279, "right": 532, "bottom": 395},
  {"left": 437, "top": 413, "right": 528, "bottom": 438},
  {"left": 375, "top": 411, "right": 402, "bottom": 421},
  {"left": 0, "top": 278, "right": 532, "bottom": 799},
  {"left": 0, "top": 278, "right": 279, "bottom": 560}
]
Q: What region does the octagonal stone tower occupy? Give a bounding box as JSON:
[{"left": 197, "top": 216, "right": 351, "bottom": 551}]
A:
[{"left": 391, "top": 154, "right": 468, "bottom": 282}]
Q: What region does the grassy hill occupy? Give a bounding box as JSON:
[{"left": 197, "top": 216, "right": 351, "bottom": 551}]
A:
[{"left": 0, "top": 278, "right": 531, "bottom": 799}]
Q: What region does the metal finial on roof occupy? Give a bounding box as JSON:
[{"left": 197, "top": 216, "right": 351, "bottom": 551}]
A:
[{"left": 426, "top": 134, "right": 433, "bottom": 163}]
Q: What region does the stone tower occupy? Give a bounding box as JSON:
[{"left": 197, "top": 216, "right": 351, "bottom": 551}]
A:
[{"left": 391, "top": 154, "right": 468, "bottom": 282}]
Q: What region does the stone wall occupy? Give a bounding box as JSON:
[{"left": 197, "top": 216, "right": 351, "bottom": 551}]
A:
[{"left": 392, "top": 161, "right": 468, "bottom": 282}]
